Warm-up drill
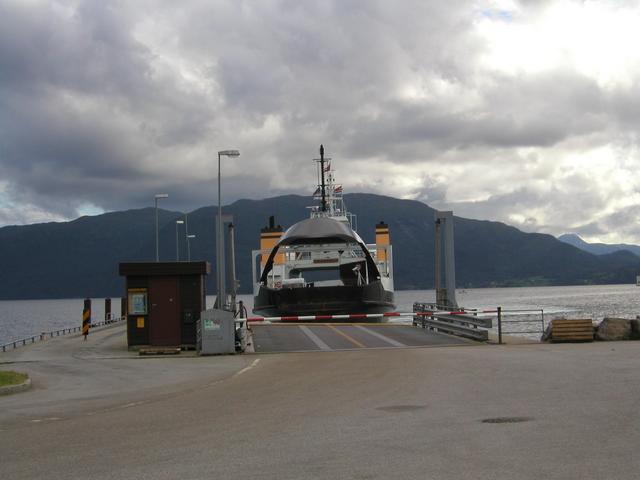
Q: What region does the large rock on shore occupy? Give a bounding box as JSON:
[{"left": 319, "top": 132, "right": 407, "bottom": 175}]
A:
[{"left": 596, "top": 318, "right": 632, "bottom": 341}]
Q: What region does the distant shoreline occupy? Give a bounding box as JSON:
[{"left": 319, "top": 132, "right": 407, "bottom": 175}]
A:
[{"left": 0, "top": 282, "right": 636, "bottom": 302}]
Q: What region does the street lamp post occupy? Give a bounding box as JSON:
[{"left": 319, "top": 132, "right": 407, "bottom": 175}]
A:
[
  {"left": 154, "top": 193, "right": 169, "bottom": 262},
  {"left": 217, "top": 149, "right": 240, "bottom": 310},
  {"left": 175, "top": 220, "right": 184, "bottom": 261},
  {"left": 184, "top": 214, "right": 190, "bottom": 261},
  {"left": 187, "top": 234, "right": 196, "bottom": 262}
]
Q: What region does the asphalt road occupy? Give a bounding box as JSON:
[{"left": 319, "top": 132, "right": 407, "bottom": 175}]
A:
[{"left": 2, "top": 324, "right": 640, "bottom": 479}]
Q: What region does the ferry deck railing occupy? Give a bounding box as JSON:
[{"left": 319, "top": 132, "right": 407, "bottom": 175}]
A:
[{"left": 1, "top": 314, "right": 125, "bottom": 353}]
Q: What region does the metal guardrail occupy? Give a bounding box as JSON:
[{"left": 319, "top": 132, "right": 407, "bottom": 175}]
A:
[
  {"left": 496, "top": 307, "right": 545, "bottom": 344},
  {"left": 414, "top": 315, "right": 489, "bottom": 341},
  {"left": 413, "top": 302, "right": 546, "bottom": 345},
  {"left": 412, "top": 303, "right": 545, "bottom": 343},
  {"left": 413, "top": 302, "right": 491, "bottom": 341},
  {"left": 1, "top": 315, "right": 125, "bottom": 353}
]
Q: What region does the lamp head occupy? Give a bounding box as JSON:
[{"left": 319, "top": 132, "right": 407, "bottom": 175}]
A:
[
  {"left": 218, "top": 149, "right": 240, "bottom": 157},
  {"left": 155, "top": 193, "right": 169, "bottom": 199},
  {"left": 176, "top": 220, "right": 184, "bottom": 224}
]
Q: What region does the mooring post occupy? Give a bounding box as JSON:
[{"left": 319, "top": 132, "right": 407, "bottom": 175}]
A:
[
  {"left": 105, "top": 298, "right": 111, "bottom": 323},
  {"left": 497, "top": 306, "right": 503, "bottom": 345},
  {"left": 82, "top": 298, "right": 91, "bottom": 340}
]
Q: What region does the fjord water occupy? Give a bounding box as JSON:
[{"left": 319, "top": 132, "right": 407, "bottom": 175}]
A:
[{"left": 1, "top": 284, "right": 639, "bottom": 345}]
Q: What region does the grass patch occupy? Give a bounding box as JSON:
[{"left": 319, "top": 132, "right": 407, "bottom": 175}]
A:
[{"left": 0, "top": 370, "right": 28, "bottom": 387}]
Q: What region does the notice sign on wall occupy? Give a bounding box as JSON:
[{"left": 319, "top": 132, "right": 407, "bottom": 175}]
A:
[{"left": 128, "top": 289, "right": 148, "bottom": 315}]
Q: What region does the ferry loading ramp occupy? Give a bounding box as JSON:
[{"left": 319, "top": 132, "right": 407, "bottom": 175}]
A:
[{"left": 249, "top": 322, "right": 472, "bottom": 353}]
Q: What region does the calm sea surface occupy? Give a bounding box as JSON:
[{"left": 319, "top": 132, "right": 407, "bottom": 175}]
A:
[{"left": 1, "top": 284, "right": 639, "bottom": 345}]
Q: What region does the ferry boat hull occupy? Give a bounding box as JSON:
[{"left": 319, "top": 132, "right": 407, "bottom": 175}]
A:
[{"left": 253, "top": 280, "right": 395, "bottom": 317}]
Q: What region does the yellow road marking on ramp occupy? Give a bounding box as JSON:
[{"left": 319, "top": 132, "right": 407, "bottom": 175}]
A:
[{"left": 328, "top": 325, "right": 365, "bottom": 348}]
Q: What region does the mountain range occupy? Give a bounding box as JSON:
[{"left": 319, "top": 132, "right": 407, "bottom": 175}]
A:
[
  {"left": 1, "top": 193, "right": 639, "bottom": 300},
  {"left": 558, "top": 233, "right": 640, "bottom": 257}
]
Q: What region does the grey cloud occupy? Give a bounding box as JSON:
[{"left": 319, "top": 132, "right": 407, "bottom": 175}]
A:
[
  {"left": 600, "top": 207, "right": 640, "bottom": 236},
  {"left": 566, "top": 207, "right": 640, "bottom": 243},
  {"left": 0, "top": 0, "right": 222, "bottom": 219},
  {"left": 0, "top": 0, "right": 639, "bottom": 246},
  {"left": 570, "top": 222, "right": 606, "bottom": 237},
  {"left": 446, "top": 175, "right": 609, "bottom": 234},
  {"left": 412, "top": 178, "right": 448, "bottom": 206},
  {"left": 342, "top": 69, "right": 611, "bottom": 161},
  {"left": 0, "top": 2, "right": 149, "bottom": 99}
]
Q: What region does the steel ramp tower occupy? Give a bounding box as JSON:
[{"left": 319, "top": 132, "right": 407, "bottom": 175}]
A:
[{"left": 434, "top": 210, "right": 458, "bottom": 309}]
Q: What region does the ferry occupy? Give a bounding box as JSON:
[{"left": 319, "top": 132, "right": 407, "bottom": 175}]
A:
[{"left": 252, "top": 145, "right": 395, "bottom": 317}]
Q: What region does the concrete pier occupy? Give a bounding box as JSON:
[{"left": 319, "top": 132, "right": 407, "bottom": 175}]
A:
[{"left": 2, "top": 324, "right": 640, "bottom": 479}]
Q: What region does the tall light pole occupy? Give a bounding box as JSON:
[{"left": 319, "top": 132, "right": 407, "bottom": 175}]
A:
[
  {"left": 184, "top": 214, "right": 190, "bottom": 261},
  {"left": 154, "top": 193, "right": 169, "bottom": 262},
  {"left": 217, "top": 149, "right": 240, "bottom": 310},
  {"left": 187, "top": 234, "right": 196, "bottom": 261},
  {"left": 175, "top": 220, "right": 184, "bottom": 261}
]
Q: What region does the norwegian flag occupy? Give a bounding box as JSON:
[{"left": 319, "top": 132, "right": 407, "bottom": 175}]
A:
[{"left": 334, "top": 185, "right": 343, "bottom": 194}]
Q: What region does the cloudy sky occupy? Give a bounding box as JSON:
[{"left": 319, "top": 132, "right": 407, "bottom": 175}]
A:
[{"left": 1, "top": 0, "right": 640, "bottom": 243}]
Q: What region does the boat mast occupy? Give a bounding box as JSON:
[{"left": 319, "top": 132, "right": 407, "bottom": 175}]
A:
[{"left": 320, "top": 144, "right": 327, "bottom": 212}]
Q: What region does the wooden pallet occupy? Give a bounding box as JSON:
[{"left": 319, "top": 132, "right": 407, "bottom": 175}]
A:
[
  {"left": 551, "top": 319, "right": 594, "bottom": 342},
  {"left": 138, "top": 347, "right": 181, "bottom": 355}
]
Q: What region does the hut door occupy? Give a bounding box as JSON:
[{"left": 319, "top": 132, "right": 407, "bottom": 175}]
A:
[{"left": 149, "top": 277, "right": 180, "bottom": 346}]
